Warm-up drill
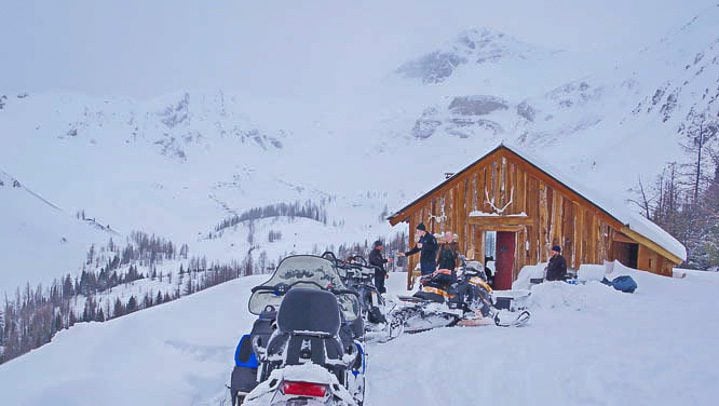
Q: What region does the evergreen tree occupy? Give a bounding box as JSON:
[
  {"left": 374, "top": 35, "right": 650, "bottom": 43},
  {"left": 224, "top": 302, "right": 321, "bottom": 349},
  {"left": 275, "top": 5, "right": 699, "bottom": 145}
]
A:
[
  {"left": 126, "top": 296, "right": 138, "bottom": 313},
  {"left": 113, "top": 298, "right": 125, "bottom": 318}
]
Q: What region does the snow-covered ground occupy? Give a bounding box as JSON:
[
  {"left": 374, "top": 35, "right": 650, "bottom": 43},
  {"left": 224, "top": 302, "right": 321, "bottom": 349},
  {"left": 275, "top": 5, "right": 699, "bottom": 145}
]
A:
[{"left": 2, "top": 269, "right": 718, "bottom": 405}]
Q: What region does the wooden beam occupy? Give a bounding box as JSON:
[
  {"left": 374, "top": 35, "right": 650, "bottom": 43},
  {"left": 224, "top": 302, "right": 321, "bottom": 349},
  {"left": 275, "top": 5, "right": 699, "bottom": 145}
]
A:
[
  {"left": 573, "top": 201, "right": 583, "bottom": 269},
  {"left": 612, "top": 232, "right": 635, "bottom": 244},
  {"left": 620, "top": 226, "right": 683, "bottom": 265},
  {"left": 472, "top": 225, "right": 526, "bottom": 232},
  {"left": 467, "top": 215, "right": 535, "bottom": 227}
]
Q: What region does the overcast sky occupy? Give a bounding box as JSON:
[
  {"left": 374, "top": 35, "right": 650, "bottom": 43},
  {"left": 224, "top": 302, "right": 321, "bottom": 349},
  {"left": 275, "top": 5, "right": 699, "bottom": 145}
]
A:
[{"left": 1, "top": 0, "right": 715, "bottom": 99}]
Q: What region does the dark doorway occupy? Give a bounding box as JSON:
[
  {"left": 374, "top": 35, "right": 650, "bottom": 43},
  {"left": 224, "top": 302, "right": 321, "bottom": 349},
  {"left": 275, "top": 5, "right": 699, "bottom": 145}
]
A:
[
  {"left": 494, "top": 231, "right": 516, "bottom": 290},
  {"left": 612, "top": 242, "right": 638, "bottom": 269}
]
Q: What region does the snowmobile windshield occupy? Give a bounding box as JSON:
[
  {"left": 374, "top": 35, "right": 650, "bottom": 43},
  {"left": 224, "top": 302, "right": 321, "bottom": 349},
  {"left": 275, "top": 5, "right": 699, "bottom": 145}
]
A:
[{"left": 248, "top": 255, "right": 360, "bottom": 321}]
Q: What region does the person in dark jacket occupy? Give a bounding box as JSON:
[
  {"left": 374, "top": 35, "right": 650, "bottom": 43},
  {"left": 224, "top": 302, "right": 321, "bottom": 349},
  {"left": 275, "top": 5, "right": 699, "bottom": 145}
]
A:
[
  {"left": 437, "top": 231, "right": 459, "bottom": 272},
  {"left": 545, "top": 245, "right": 567, "bottom": 281},
  {"left": 369, "top": 240, "right": 391, "bottom": 294},
  {"left": 399, "top": 223, "right": 438, "bottom": 275}
]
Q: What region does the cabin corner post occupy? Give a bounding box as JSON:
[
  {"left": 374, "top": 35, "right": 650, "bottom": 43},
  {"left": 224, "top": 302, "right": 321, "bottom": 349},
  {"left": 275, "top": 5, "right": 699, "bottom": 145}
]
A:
[{"left": 407, "top": 215, "right": 416, "bottom": 290}]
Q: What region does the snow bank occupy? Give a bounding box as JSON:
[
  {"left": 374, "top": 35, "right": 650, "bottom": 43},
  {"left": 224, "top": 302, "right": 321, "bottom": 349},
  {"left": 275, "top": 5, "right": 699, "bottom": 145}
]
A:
[
  {"left": 528, "top": 280, "right": 621, "bottom": 311},
  {"left": 576, "top": 263, "right": 605, "bottom": 282},
  {"left": 512, "top": 263, "right": 546, "bottom": 289}
]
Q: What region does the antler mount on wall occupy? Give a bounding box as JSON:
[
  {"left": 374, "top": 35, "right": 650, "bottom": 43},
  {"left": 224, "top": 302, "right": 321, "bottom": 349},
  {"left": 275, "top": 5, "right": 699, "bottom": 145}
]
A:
[{"left": 484, "top": 186, "right": 514, "bottom": 214}]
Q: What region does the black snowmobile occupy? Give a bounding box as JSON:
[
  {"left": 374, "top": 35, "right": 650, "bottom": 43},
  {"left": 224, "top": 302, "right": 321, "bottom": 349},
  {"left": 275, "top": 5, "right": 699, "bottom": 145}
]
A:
[
  {"left": 325, "top": 254, "right": 389, "bottom": 320},
  {"left": 229, "top": 255, "right": 366, "bottom": 406}
]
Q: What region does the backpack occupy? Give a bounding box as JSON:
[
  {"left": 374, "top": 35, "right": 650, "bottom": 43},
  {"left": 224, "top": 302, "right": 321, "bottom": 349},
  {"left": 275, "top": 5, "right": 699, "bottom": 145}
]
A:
[{"left": 439, "top": 246, "right": 456, "bottom": 269}]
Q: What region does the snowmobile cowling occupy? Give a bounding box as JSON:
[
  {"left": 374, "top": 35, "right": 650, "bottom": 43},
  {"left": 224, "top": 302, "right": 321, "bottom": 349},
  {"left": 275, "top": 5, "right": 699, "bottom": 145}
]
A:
[{"left": 234, "top": 334, "right": 259, "bottom": 368}]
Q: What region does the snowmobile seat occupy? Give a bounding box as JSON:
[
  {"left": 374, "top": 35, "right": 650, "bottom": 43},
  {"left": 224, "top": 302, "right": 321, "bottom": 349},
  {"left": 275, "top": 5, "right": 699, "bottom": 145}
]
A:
[
  {"left": 276, "top": 288, "right": 342, "bottom": 336},
  {"left": 266, "top": 288, "right": 346, "bottom": 370},
  {"left": 279, "top": 331, "right": 345, "bottom": 370},
  {"left": 414, "top": 290, "right": 446, "bottom": 303},
  {"left": 250, "top": 312, "right": 276, "bottom": 349}
]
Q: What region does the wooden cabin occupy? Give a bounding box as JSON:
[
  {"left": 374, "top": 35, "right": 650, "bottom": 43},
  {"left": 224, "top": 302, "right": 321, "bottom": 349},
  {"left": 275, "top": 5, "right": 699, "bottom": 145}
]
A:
[{"left": 388, "top": 144, "right": 687, "bottom": 290}]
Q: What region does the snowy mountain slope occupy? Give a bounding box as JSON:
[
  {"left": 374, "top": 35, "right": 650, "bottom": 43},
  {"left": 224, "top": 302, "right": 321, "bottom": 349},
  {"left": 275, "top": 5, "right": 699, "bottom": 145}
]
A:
[
  {"left": 0, "top": 88, "right": 399, "bottom": 295},
  {"left": 0, "top": 169, "right": 111, "bottom": 292},
  {"left": 372, "top": 3, "right": 719, "bottom": 207},
  {"left": 395, "top": 28, "right": 566, "bottom": 86},
  {"left": 1, "top": 269, "right": 718, "bottom": 405},
  {"left": 630, "top": 4, "right": 719, "bottom": 131}
]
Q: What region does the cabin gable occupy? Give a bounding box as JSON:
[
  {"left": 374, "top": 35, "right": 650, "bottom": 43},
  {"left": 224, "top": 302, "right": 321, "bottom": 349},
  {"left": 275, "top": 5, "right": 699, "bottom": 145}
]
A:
[{"left": 388, "top": 145, "right": 682, "bottom": 288}]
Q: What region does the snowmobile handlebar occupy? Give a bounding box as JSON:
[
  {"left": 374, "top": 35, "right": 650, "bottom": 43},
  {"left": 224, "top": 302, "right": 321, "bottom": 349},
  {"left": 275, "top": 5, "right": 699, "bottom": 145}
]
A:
[
  {"left": 321, "top": 251, "right": 339, "bottom": 267},
  {"left": 329, "top": 288, "right": 360, "bottom": 298},
  {"left": 347, "top": 255, "right": 368, "bottom": 266}
]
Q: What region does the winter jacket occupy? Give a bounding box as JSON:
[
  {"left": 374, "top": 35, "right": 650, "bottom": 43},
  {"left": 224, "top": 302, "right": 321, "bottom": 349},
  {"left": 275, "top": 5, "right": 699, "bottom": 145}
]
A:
[
  {"left": 546, "top": 254, "right": 567, "bottom": 281},
  {"left": 369, "top": 248, "right": 388, "bottom": 273},
  {"left": 437, "top": 243, "right": 458, "bottom": 271},
  {"left": 405, "top": 233, "right": 438, "bottom": 275}
]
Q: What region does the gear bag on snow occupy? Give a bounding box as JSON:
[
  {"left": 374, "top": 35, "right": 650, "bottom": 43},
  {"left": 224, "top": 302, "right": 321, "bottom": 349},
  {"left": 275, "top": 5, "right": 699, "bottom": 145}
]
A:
[{"left": 602, "top": 275, "right": 638, "bottom": 293}]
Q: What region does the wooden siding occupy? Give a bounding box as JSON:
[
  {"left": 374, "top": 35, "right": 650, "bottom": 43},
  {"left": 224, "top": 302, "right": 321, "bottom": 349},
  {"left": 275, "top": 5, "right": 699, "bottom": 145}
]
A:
[{"left": 392, "top": 146, "right": 680, "bottom": 288}]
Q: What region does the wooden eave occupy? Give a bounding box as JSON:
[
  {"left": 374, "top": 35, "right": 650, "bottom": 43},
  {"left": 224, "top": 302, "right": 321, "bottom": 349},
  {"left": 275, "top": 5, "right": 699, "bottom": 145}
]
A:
[{"left": 620, "top": 226, "right": 684, "bottom": 265}]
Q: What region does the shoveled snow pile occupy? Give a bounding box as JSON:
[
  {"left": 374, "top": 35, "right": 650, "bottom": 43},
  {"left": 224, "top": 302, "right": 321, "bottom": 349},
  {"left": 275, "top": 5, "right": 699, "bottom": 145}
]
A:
[
  {"left": 529, "top": 281, "right": 621, "bottom": 311},
  {"left": 1, "top": 269, "right": 718, "bottom": 405}
]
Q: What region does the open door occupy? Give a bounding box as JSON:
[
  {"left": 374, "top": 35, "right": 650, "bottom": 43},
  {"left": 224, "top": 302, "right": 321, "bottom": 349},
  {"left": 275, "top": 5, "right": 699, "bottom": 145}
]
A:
[
  {"left": 494, "top": 231, "right": 516, "bottom": 290},
  {"left": 611, "top": 241, "right": 638, "bottom": 269}
]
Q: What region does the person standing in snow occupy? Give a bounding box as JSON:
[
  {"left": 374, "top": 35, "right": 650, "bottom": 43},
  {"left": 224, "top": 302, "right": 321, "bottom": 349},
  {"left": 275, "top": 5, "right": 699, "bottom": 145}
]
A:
[
  {"left": 369, "top": 240, "right": 391, "bottom": 294},
  {"left": 545, "top": 245, "right": 567, "bottom": 281},
  {"left": 398, "top": 223, "right": 438, "bottom": 276}
]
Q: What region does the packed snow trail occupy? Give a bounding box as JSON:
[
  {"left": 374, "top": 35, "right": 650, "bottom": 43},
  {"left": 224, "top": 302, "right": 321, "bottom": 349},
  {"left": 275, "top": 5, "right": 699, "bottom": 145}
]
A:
[{"left": 1, "top": 271, "right": 718, "bottom": 404}]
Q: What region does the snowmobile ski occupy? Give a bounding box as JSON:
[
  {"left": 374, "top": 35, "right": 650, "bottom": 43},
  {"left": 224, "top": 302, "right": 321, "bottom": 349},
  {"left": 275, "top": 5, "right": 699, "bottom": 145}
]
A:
[{"left": 493, "top": 309, "right": 531, "bottom": 327}]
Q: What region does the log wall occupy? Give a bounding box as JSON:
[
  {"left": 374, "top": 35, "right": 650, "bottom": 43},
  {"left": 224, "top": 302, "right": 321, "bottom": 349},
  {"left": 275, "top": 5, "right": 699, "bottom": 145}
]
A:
[{"left": 393, "top": 147, "right": 679, "bottom": 288}]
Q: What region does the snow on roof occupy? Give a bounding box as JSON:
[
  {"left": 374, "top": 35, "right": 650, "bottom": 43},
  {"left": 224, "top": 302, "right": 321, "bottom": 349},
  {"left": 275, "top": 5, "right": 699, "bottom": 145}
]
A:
[{"left": 499, "top": 143, "right": 687, "bottom": 261}]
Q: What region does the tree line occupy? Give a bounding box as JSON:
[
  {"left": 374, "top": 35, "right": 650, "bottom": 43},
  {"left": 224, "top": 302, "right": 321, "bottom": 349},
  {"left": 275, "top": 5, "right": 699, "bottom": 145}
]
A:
[
  {"left": 0, "top": 231, "right": 253, "bottom": 364},
  {"left": 633, "top": 114, "right": 719, "bottom": 270},
  {"left": 211, "top": 200, "right": 329, "bottom": 238}
]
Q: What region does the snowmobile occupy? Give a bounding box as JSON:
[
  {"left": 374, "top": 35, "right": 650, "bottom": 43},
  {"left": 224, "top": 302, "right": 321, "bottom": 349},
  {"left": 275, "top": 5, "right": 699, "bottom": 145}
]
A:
[
  {"left": 322, "top": 252, "right": 395, "bottom": 341},
  {"left": 229, "top": 255, "right": 366, "bottom": 406},
  {"left": 390, "top": 260, "right": 530, "bottom": 333}
]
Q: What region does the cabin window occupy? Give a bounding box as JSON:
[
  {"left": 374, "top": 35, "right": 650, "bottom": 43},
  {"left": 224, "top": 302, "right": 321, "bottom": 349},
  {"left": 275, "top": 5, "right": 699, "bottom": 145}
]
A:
[{"left": 485, "top": 231, "right": 497, "bottom": 259}]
